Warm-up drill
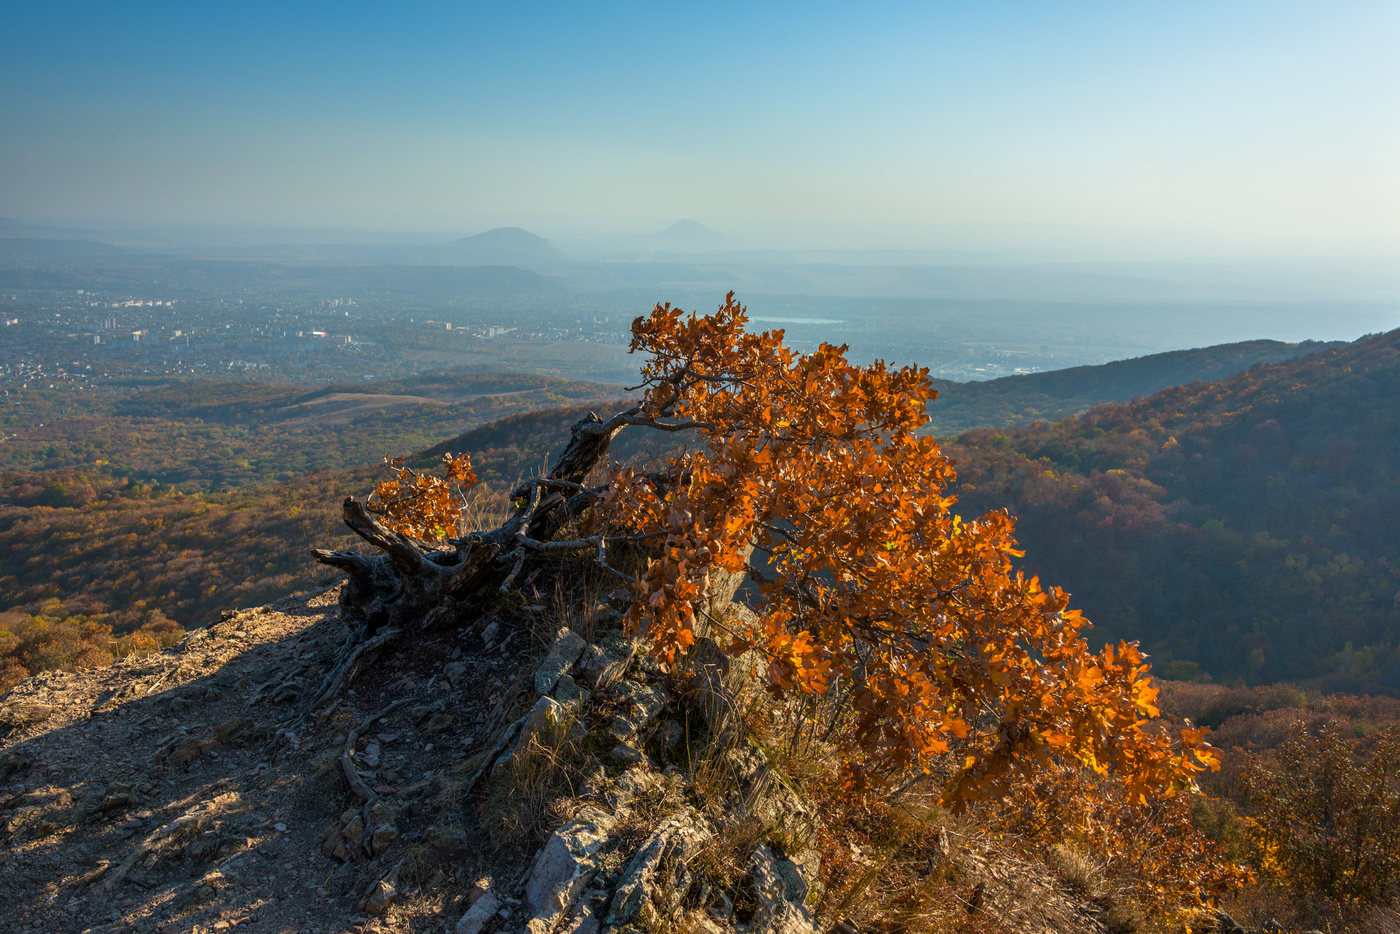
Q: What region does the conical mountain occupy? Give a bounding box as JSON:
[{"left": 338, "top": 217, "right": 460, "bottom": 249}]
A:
[
  {"left": 424, "top": 226, "right": 565, "bottom": 267},
  {"left": 652, "top": 219, "right": 727, "bottom": 250}
]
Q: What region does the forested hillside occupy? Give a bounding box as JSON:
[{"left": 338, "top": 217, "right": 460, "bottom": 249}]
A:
[
  {"left": 2, "top": 371, "right": 622, "bottom": 491},
  {"left": 948, "top": 329, "right": 1400, "bottom": 690},
  {"left": 0, "top": 468, "right": 373, "bottom": 688},
  {"left": 926, "top": 337, "right": 1337, "bottom": 434},
  {"left": 0, "top": 395, "right": 659, "bottom": 689},
  {"left": 0, "top": 370, "right": 627, "bottom": 690},
  {"left": 5, "top": 331, "right": 1395, "bottom": 696}
]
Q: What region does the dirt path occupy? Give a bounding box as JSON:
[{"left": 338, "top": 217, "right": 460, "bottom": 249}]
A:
[{"left": 0, "top": 586, "right": 551, "bottom": 934}]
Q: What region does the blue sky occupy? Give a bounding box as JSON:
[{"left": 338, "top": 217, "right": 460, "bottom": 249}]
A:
[{"left": 1, "top": 1, "right": 1396, "bottom": 252}]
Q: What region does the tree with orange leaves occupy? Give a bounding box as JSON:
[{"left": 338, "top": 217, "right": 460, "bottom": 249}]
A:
[
  {"left": 366, "top": 453, "right": 477, "bottom": 542},
  {"left": 315, "top": 293, "right": 1217, "bottom": 805}
]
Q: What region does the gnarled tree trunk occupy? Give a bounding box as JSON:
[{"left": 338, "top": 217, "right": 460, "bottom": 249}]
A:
[{"left": 312, "top": 410, "right": 627, "bottom": 637}]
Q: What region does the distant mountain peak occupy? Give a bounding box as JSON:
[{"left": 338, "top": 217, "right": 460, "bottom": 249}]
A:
[
  {"left": 654, "top": 219, "right": 726, "bottom": 246},
  {"left": 432, "top": 226, "right": 563, "bottom": 267},
  {"left": 658, "top": 218, "right": 718, "bottom": 235},
  {"left": 452, "top": 226, "right": 554, "bottom": 248}
]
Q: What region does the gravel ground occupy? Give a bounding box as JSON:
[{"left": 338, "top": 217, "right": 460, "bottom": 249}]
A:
[{"left": 0, "top": 585, "right": 554, "bottom": 934}]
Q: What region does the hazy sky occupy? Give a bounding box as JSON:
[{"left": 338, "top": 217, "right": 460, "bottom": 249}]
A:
[{"left": 2, "top": 1, "right": 1397, "bottom": 252}]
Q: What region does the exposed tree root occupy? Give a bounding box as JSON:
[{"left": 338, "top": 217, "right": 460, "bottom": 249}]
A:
[
  {"left": 307, "top": 628, "right": 402, "bottom": 719},
  {"left": 340, "top": 699, "right": 412, "bottom": 802},
  {"left": 311, "top": 408, "right": 649, "bottom": 644}
]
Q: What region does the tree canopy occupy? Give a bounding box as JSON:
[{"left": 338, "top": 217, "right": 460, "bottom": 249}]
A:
[{"left": 372, "top": 294, "right": 1218, "bottom": 803}]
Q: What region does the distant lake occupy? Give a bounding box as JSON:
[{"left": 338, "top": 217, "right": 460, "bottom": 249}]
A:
[{"left": 750, "top": 316, "right": 846, "bottom": 324}]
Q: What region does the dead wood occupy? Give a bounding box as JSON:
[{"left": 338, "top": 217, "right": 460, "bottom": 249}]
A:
[{"left": 312, "top": 408, "right": 645, "bottom": 645}]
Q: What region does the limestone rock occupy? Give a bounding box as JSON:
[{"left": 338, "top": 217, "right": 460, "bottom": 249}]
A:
[
  {"left": 610, "top": 742, "right": 646, "bottom": 764},
  {"left": 700, "top": 740, "right": 817, "bottom": 851},
  {"left": 775, "top": 857, "right": 810, "bottom": 905},
  {"left": 466, "top": 876, "right": 492, "bottom": 906},
  {"left": 552, "top": 888, "right": 606, "bottom": 934},
  {"left": 455, "top": 891, "right": 501, "bottom": 934},
  {"left": 164, "top": 735, "right": 211, "bottom": 766},
  {"left": 5, "top": 806, "right": 44, "bottom": 836},
  {"left": 363, "top": 878, "right": 397, "bottom": 915},
  {"left": 776, "top": 847, "right": 822, "bottom": 905},
  {"left": 553, "top": 672, "right": 590, "bottom": 705},
  {"left": 193, "top": 870, "right": 227, "bottom": 901},
  {"left": 606, "top": 809, "right": 710, "bottom": 926},
  {"left": 749, "top": 844, "right": 819, "bottom": 934},
  {"left": 575, "top": 632, "right": 636, "bottom": 689},
  {"left": 362, "top": 862, "right": 403, "bottom": 915},
  {"left": 321, "top": 809, "right": 366, "bottom": 862},
  {"left": 97, "top": 789, "right": 133, "bottom": 812},
  {"left": 367, "top": 801, "right": 400, "bottom": 855},
  {"left": 213, "top": 716, "right": 253, "bottom": 744},
  {"left": 523, "top": 805, "right": 615, "bottom": 932},
  {"left": 607, "top": 767, "right": 654, "bottom": 810},
  {"left": 609, "top": 679, "right": 669, "bottom": 741},
  {"left": 535, "top": 628, "right": 588, "bottom": 695},
  {"left": 494, "top": 695, "right": 576, "bottom": 775},
  {"left": 361, "top": 741, "right": 381, "bottom": 769}
]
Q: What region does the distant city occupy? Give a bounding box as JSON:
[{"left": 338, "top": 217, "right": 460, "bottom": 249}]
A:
[
  {"left": 0, "top": 287, "right": 643, "bottom": 394},
  {"left": 2, "top": 223, "right": 1396, "bottom": 399},
  {"left": 0, "top": 284, "right": 1112, "bottom": 397}
]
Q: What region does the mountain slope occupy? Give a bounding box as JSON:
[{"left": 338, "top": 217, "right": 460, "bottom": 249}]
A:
[
  {"left": 422, "top": 226, "right": 564, "bottom": 268},
  {"left": 411, "top": 401, "right": 669, "bottom": 483},
  {"left": 926, "top": 337, "right": 1342, "bottom": 434},
  {"left": 948, "top": 329, "right": 1400, "bottom": 689},
  {"left": 653, "top": 219, "right": 728, "bottom": 251},
  {"left": 0, "top": 573, "right": 1138, "bottom": 934}
]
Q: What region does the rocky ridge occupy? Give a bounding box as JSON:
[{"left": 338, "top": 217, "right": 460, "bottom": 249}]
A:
[
  {"left": 1, "top": 573, "right": 1149, "bottom": 934},
  {"left": 0, "top": 572, "right": 832, "bottom": 934}
]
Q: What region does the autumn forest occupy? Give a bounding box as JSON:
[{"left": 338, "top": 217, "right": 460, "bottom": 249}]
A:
[{"left": 2, "top": 308, "right": 1400, "bottom": 927}]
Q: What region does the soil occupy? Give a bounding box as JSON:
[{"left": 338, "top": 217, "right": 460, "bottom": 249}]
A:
[{"left": 0, "top": 584, "right": 565, "bottom": 934}]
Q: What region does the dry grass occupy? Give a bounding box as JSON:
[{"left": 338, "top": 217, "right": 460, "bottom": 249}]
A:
[
  {"left": 477, "top": 710, "right": 587, "bottom": 846},
  {"left": 456, "top": 485, "right": 512, "bottom": 536},
  {"left": 548, "top": 570, "right": 609, "bottom": 646},
  {"left": 691, "top": 812, "right": 771, "bottom": 892},
  {"left": 599, "top": 773, "right": 690, "bottom": 875},
  {"left": 1053, "top": 843, "right": 1111, "bottom": 904}
]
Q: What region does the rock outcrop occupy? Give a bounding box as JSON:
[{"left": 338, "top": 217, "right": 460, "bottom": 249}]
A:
[
  {"left": 0, "top": 566, "right": 832, "bottom": 934},
  {"left": 0, "top": 571, "right": 1126, "bottom": 934}
]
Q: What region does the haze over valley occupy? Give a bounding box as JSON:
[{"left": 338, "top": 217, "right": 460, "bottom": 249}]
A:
[
  {"left": 3, "top": 218, "right": 1396, "bottom": 393},
  {"left": 3, "top": 3, "right": 1400, "bottom": 931}
]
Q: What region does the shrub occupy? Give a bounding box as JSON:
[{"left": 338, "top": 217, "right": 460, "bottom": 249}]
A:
[{"left": 1241, "top": 721, "right": 1400, "bottom": 908}]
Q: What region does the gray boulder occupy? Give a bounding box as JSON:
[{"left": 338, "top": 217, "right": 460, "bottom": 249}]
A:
[{"left": 535, "top": 628, "right": 588, "bottom": 695}]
